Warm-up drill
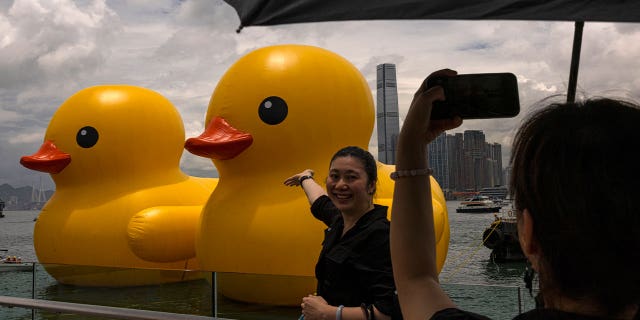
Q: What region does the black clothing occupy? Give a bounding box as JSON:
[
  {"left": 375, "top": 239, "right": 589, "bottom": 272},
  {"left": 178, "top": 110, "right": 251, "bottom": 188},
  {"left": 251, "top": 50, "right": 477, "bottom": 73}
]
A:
[
  {"left": 431, "top": 307, "right": 634, "bottom": 320},
  {"left": 431, "top": 308, "right": 491, "bottom": 320},
  {"left": 311, "top": 195, "right": 400, "bottom": 318}
]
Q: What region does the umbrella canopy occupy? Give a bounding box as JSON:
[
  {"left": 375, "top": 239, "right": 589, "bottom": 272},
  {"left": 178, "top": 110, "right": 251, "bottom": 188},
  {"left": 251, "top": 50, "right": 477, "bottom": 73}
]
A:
[
  {"left": 224, "top": 0, "right": 640, "bottom": 29},
  {"left": 223, "top": 1, "right": 640, "bottom": 103}
]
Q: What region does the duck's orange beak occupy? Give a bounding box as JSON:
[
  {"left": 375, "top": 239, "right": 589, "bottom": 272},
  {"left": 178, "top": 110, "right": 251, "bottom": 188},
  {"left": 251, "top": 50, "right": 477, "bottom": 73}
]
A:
[
  {"left": 20, "top": 140, "right": 71, "bottom": 174},
  {"left": 185, "top": 117, "right": 253, "bottom": 160}
]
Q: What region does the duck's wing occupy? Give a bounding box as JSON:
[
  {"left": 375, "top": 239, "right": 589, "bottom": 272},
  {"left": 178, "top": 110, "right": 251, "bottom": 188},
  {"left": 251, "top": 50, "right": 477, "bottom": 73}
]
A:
[{"left": 127, "top": 206, "right": 201, "bottom": 262}]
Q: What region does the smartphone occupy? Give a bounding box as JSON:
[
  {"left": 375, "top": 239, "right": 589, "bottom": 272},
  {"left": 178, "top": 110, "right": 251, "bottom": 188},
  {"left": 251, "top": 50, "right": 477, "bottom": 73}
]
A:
[{"left": 427, "top": 73, "right": 520, "bottom": 120}]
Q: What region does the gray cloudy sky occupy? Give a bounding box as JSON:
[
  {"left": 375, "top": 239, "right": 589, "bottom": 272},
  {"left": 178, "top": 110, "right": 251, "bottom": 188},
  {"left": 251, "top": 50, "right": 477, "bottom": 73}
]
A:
[{"left": 1, "top": 0, "right": 639, "bottom": 191}]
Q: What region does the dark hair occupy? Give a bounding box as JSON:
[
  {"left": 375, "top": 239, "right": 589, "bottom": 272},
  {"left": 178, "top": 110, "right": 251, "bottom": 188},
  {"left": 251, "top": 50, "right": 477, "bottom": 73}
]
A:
[
  {"left": 509, "top": 98, "right": 640, "bottom": 314},
  {"left": 330, "top": 146, "right": 378, "bottom": 193}
]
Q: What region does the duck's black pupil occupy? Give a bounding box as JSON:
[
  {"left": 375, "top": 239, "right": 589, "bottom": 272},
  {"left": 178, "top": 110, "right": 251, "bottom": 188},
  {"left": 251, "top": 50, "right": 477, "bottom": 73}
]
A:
[
  {"left": 258, "top": 96, "right": 288, "bottom": 125},
  {"left": 76, "top": 126, "right": 99, "bottom": 148}
]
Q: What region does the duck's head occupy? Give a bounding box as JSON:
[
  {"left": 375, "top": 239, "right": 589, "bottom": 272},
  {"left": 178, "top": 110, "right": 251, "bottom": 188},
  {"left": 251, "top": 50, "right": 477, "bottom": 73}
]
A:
[
  {"left": 21, "top": 85, "right": 186, "bottom": 189},
  {"left": 185, "top": 45, "right": 374, "bottom": 177}
]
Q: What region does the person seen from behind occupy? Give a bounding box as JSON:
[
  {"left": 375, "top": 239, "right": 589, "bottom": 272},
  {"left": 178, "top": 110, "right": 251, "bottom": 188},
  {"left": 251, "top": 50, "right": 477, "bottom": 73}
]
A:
[{"left": 390, "top": 68, "right": 640, "bottom": 319}]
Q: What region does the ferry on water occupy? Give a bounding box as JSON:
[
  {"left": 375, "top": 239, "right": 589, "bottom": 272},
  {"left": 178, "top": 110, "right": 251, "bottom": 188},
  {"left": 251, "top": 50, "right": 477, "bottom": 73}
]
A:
[
  {"left": 456, "top": 195, "right": 502, "bottom": 213},
  {"left": 479, "top": 186, "right": 508, "bottom": 203}
]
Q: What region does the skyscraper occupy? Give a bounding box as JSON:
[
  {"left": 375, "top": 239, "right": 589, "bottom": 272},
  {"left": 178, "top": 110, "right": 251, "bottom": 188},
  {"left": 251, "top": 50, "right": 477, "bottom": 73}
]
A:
[
  {"left": 447, "top": 133, "right": 465, "bottom": 191},
  {"left": 428, "top": 133, "right": 450, "bottom": 190},
  {"left": 427, "top": 130, "right": 505, "bottom": 194},
  {"left": 463, "top": 130, "right": 486, "bottom": 190},
  {"left": 376, "top": 63, "right": 400, "bottom": 164},
  {"left": 488, "top": 142, "right": 503, "bottom": 186}
]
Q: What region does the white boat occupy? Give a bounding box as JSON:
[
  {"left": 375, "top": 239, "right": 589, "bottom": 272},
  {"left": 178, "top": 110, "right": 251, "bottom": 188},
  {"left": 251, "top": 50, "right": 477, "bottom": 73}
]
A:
[
  {"left": 0, "top": 250, "right": 33, "bottom": 272},
  {"left": 456, "top": 196, "right": 502, "bottom": 213},
  {"left": 478, "top": 187, "right": 509, "bottom": 203},
  {"left": 0, "top": 261, "right": 33, "bottom": 272}
]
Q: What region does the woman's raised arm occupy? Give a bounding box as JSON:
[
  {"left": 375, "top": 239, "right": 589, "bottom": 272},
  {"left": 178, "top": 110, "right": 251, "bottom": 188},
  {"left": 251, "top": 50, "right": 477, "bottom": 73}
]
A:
[{"left": 391, "top": 69, "right": 462, "bottom": 320}]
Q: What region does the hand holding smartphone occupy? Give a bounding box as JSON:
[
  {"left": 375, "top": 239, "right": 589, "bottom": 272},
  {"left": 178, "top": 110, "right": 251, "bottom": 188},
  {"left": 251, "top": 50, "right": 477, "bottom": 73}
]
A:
[{"left": 427, "top": 73, "right": 520, "bottom": 120}]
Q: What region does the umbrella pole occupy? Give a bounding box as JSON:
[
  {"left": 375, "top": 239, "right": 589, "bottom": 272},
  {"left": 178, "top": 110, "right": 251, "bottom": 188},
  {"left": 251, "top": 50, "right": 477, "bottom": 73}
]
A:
[{"left": 567, "top": 21, "right": 584, "bottom": 103}]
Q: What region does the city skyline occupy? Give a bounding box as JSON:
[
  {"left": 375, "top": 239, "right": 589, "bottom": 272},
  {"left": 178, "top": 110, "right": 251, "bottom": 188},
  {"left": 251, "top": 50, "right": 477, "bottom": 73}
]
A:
[
  {"left": 2, "top": 1, "right": 639, "bottom": 190},
  {"left": 429, "top": 130, "right": 505, "bottom": 193}
]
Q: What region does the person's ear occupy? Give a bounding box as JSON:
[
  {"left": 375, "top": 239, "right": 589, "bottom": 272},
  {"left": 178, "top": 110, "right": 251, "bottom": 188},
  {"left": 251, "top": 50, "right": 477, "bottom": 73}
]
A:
[
  {"left": 518, "top": 209, "right": 541, "bottom": 271},
  {"left": 367, "top": 182, "right": 375, "bottom": 195}
]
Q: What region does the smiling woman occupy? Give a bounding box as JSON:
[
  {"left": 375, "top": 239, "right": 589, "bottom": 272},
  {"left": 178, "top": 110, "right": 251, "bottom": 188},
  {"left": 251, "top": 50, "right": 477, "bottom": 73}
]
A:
[{"left": 284, "top": 146, "right": 400, "bottom": 320}]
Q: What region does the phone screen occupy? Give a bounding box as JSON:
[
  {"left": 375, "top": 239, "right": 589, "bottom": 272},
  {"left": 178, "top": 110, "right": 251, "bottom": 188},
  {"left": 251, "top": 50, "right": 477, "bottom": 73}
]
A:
[{"left": 429, "top": 73, "right": 520, "bottom": 120}]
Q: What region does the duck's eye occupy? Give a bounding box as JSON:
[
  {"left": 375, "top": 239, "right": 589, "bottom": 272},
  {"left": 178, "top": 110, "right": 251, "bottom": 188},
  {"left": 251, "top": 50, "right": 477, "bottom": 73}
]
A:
[
  {"left": 258, "top": 96, "right": 288, "bottom": 125},
  {"left": 76, "top": 126, "right": 99, "bottom": 148}
]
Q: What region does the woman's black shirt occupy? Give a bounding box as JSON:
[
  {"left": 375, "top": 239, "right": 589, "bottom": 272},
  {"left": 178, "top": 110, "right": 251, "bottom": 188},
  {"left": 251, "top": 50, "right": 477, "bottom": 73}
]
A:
[{"left": 311, "top": 195, "right": 399, "bottom": 318}]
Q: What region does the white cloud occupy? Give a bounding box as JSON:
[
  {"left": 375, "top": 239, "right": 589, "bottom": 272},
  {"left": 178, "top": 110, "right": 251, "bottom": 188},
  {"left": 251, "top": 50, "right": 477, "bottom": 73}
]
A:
[
  {"left": 0, "top": 107, "right": 20, "bottom": 124},
  {"left": 184, "top": 119, "right": 206, "bottom": 140},
  {"left": 0, "top": 13, "right": 16, "bottom": 48},
  {"left": 8, "top": 131, "right": 42, "bottom": 144},
  {"left": 0, "top": 0, "right": 120, "bottom": 94},
  {"left": 1, "top": 0, "right": 639, "bottom": 191},
  {"left": 532, "top": 82, "right": 558, "bottom": 93}
]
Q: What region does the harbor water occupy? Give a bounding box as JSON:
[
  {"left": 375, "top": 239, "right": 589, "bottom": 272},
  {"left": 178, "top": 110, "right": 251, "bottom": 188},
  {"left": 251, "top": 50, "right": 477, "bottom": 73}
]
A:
[{"left": 0, "top": 202, "right": 536, "bottom": 320}]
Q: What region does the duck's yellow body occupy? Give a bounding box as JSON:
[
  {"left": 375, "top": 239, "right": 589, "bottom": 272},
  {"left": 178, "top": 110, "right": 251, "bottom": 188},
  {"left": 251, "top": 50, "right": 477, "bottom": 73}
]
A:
[
  {"left": 186, "top": 45, "right": 449, "bottom": 305},
  {"left": 21, "top": 85, "right": 218, "bottom": 286}
]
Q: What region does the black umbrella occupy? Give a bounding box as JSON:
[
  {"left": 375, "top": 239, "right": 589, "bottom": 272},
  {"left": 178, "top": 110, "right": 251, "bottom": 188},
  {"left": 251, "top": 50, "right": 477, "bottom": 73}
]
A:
[{"left": 223, "top": 0, "right": 640, "bottom": 103}]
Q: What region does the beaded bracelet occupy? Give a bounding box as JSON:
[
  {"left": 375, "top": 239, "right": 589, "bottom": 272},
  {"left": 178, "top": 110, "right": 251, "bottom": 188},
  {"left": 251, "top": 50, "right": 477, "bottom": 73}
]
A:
[
  {"left": 336, "top": 305, "right": 344, "bottom": 320},
  {"left": 389, "top": 168, "right": 433, "bottom": 180}
]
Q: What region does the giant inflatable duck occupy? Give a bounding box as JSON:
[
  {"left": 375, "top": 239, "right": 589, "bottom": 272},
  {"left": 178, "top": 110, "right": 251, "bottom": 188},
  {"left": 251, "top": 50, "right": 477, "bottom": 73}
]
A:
[
  {"left": 185, "top": 45, "right": 449, "bottom": 305},
  {"left": 20, "top": 85, "right": 218, "bottom": 286}
]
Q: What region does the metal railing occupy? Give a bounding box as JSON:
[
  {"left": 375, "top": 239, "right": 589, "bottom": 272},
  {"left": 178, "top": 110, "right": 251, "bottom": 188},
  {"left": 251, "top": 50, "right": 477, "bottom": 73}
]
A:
[
  {"left": 0, "top": 296, "right": 220, "bottom": 320},
  {"left": 0, "top": 263, "right": 537, "bottom": 320}
]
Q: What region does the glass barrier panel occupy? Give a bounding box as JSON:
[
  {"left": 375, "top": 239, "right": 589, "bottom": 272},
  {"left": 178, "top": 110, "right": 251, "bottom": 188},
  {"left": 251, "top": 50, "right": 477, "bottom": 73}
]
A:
[
  {"left": 1, "top": 264, "right": 543, "bottom": 320},
  {"left": 1, "top": 263, "right": 213, "bottom": 319},
  {"left": 213, "top": 272, "right": 315, "bottom": 320},
  {"left": 442, "top": 283, "right": 538, "bottom": 320},
  {"left": 0, "top": 262, "right": 37, "bottom": 319}
]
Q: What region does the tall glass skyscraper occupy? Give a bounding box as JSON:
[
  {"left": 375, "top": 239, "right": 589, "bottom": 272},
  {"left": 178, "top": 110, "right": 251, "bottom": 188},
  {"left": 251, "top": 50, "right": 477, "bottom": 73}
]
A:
[
  {"left": 428, "top": 133, "right": 450, "bottom": 190},
  {"left": 462, "top": 130, "right": 485, "bottom": 190},
  {"left": 376, "top": 63, "right": 400, "bottom": 164}
]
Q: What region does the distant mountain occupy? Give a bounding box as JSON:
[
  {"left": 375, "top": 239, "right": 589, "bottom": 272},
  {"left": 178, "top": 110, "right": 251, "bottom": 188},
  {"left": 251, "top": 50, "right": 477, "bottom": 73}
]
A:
[{"left": 0, "top": 183, "right": 54, "bottom": 210}]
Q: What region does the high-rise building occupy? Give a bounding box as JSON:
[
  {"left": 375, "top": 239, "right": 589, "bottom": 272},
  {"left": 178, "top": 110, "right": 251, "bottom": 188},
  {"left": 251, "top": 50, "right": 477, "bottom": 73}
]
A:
[
  {"left": 463, "top": 130, "right": 486, "bottom": 190},
  {"left": 447, "top": 133, "right": 465, "bottom": 191},
  {"left": 428, "top": 133, "right": 449, "bottom": 190},
  {"left": 503, "top": 166, "right": 512, "bottom": 191},
  {"left": 488, "top": 142, "right": 503, "bottom": 186},
  {"left": 426, "top": 130, "right": 505, "bottom": 193},
  {"left": 376, "top": 63, "right": 400, "bottom": 164}
]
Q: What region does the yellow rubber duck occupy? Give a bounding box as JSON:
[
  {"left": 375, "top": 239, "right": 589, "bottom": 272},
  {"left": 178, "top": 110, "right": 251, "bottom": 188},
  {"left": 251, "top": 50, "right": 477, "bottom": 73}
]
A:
[
  {"left": 185, "top": 45, "right": 448, "bottom": 305},
  {"left": 20, "top": 85, "right": 218, "bottom": 287}
]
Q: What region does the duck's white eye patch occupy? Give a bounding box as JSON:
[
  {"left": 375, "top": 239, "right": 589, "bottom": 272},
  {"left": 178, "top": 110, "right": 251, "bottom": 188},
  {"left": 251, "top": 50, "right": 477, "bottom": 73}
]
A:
[
  {"left": 258, "top": 96, "right": 288, "bottom": 125},
  {"left": 76, "top": 126, "right": 99, "bottom": 148}
]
